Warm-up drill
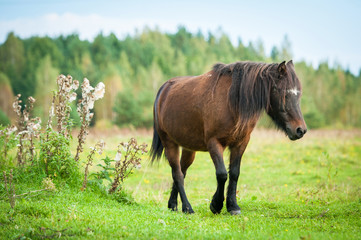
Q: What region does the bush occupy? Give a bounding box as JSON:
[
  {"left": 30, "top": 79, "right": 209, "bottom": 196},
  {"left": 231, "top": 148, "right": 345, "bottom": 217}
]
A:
[
  {"left": 38, "top": 129, "right": 81, "bottom": 185},
  {"left": 113, "top": 89, "right": 153, "bottom": 128},
  {"left": 113, "top": 90, "right": 144, "bottom": 127}
]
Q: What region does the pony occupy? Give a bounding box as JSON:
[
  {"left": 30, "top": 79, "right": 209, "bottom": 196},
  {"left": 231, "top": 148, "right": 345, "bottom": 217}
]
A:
[{"left": 150, "top": 60, "right": 307, "bottom": 215}]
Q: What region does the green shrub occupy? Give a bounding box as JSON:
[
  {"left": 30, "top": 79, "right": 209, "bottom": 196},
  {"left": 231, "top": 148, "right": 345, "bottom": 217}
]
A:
[
  {"left": 38, "top": 129, "right": 81, "bottom": 185},
  {"left": 113, "top": 90, "right": 144, "bottom": 127}
]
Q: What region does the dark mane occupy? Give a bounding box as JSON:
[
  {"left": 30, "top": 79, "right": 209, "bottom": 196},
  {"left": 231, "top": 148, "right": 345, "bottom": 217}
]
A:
[{"left": 212, "top": 61, "right": 299, "bottom": 133}]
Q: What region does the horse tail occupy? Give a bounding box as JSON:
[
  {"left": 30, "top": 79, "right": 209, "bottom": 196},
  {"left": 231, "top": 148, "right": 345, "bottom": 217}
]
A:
[
  {"left": 150, "top": 84, "right": 166, "bottom": 162},
  {"left": 150, "top": 121, "right": 164, "bottom": 162}
]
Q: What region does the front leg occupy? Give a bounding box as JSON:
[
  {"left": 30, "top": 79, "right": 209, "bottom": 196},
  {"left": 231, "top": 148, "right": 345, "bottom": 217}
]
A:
[
  {"left": 207, "top": 138, "right": 227, "bottom": 214},
  {"left": 226, "top": 140, "right": 249, "bottom": 215}
]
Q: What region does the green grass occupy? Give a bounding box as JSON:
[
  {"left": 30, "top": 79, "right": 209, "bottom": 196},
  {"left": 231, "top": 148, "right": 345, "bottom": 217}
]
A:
[{"left": 1, "top": 129, "right": 361, "bottom": 239}]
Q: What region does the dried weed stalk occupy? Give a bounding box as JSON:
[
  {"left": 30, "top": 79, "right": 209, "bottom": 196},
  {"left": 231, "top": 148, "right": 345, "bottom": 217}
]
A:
[
  {"left": 81, "top": 140, "right": 105, "bottom": 191},
  {"left": 3, "top": 169, "right": 16, "bottom": 208},
  {"left": 3, "top": 171, "right": 56, "bottom": 209},
  {"left": 13, "top": 95, "right": 41, "bottom": 165},
  {"left": 75, "top": 79, "right": 105, "bottom": 161},
  {"left": 54, "top": 74, "right": 79, "bottom": 137},
  {"left": 40, "top": 77, "right": 76, "bottom": 176},
  {"left": 109, "top": 138, "right": 147, "bottom": 194}
]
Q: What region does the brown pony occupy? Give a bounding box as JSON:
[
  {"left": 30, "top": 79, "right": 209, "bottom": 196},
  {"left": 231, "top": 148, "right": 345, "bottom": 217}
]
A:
[{"left": 150, "top": 60, "right": 307, "bottom": 215}]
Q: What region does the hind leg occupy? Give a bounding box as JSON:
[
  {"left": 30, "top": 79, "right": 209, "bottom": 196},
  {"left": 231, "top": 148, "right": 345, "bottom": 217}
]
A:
[
  {"left": 168, "top": 149, "right": 196, "bottom": 211},
  {"left": 165, "top": 144, "right": 194, "bottom": 213}
]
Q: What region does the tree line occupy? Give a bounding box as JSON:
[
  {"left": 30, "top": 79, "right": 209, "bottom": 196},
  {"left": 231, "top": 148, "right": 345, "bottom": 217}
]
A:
[{"left": 0, "top": 27, "right": 360, "bottom": 129}]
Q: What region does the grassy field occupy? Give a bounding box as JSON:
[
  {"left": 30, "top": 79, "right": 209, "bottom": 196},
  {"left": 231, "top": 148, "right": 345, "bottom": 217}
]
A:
[{"left": 1, "top": 129, "right": 361, "bottom": 239}]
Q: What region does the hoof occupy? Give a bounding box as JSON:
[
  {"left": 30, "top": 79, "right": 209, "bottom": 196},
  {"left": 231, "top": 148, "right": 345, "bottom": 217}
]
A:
[
  {"left": 183, "top": 206, "right": 195, "bottom": 214},
  {"left": 168, "top": 202, "right": 178, "bottom": 211},
  {"left": 210, "top": 203, "right": 222, "bottom": 214},
  {"left": 229, "top": 209, "right": 241, "bottom": 215},
  {"left": 168, "top": 206, "right": 177, "bottom": 211}
]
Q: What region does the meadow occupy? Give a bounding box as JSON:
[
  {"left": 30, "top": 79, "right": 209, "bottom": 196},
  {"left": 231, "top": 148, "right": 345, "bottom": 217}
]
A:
[{"left": 1, "top": 128, "right": 360, "bottom": 239}]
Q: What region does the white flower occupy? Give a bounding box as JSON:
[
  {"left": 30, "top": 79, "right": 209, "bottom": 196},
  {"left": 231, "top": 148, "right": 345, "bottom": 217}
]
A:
[
  {"left": 26, "top": 123, "right": 34, "bottom": 133},
  {"left": 32, "top": 122, "right": 41, "bottom": 131},
  {"left": 28, "top": 96, "right": 36, "bottom": 104},
  {"left": 7, "top": 126, "right": 17, "bottom": 135},
  {"left": 97, "top": 140, "right": 105, "bottom": 155},
  {"left": 49, "top": 105, "right": 55, "bottom": 117},
  {"left": 18, "top": 130, "right": 28, "bottom": 135},
  {"left": 67, "top": 75, "right": 73, "bottom": 82},
  {"left": 64, "top": 83, "right": 72, "bottom": 92},
  {"left": 69, "top": 92, "right": 77, "bottom": 102},
  {"left": 115, "top": 151, "right": 122, "bottom": 161},
  {"left": 88, "top": 98, "right": 95, "bottom": 110},
  {"left": 72, "top": 80, "right": 79, "bottom": 90},
  {"left": 93, "top": 82, "right": 105, "bottom": 100},
  {"left": 82, "top": 78, "right": 94, "bottom": 93},
  {"left": 85, "top": 112, "right": 94, "bottom": 121},
  {"left": 122, "top": 142, "right": 129, "bottom": 151},
  {"left": 57, "top": 74, "right": 66, "bottom": 86}
]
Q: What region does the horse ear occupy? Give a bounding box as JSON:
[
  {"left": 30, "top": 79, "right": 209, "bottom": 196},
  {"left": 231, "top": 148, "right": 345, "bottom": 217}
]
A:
[
  {"left": 277, "top": 61, "right": 287, "bottom": 76},
  {"left": 287, "top": 60, "right": 294, "bottom": 66}
]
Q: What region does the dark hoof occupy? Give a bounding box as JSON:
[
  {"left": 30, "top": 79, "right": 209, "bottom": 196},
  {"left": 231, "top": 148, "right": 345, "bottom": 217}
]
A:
[
  {"left": 229, "top": 209, "right": 241, "bottom": 215},
  {"left": 168, "top": 206, "right": 177, "bottom": 211},
  {"left": 182, "top": 206, "right": 194, "bottom": 214},
  {"left": 168, "top": 202, "right": 178, "bottom": 211},
  {"left": 210, "top": 203, "right": 222, "bottom": 214}
]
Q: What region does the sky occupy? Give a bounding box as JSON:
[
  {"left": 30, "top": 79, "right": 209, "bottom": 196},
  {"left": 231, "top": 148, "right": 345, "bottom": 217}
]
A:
[{"left": 0, "top": 0, "right": 360, "bottom": 75}]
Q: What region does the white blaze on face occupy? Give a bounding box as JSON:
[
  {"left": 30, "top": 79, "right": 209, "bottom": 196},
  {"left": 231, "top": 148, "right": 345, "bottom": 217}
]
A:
[{"left": 287, "top": 87, "right": 300, "bottom": 96}]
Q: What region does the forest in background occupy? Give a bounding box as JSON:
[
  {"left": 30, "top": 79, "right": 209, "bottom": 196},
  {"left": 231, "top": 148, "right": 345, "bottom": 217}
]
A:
[{"left": 0, "top": 26, "right": 360, "bottom": 129}]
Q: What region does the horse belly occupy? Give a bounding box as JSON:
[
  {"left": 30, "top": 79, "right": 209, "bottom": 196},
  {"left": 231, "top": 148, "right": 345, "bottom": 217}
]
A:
[
  {"left": 172, "top": 127, "right": 208, "bottom": 151},
  {"left": 159, "top": 87, "right": 208, "bottom": 151},
  {"left": 161, "top": 107, "right": 208, "bottom": 151}
]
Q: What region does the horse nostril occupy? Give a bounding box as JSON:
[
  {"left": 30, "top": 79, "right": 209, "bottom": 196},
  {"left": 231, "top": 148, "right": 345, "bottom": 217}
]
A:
[{"left": 296, "top": 127, "right": 306, "bottom": 138}]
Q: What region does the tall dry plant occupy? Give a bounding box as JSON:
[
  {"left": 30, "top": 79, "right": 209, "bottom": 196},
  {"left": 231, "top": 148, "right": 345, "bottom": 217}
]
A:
[
  {"left": 3, "top": 169, "right": 16, "bottom": 208},
  {"left": 109, "top": 138, "right": 147, "bottom": 194},
  {"left": 12, "top": 95, "right": 41, "bottom": 165},
  {"left": 81, "top": 140, "right": 105, "bottom": 191},
  {"left": 39, "top": 75, "right": 80, "bottom": 180},
  {"left": 75, "top": 79, "right": 105, "bottom": 161},
  {"left": 54, "top": 74, "right": 79, "bottom": 137}
]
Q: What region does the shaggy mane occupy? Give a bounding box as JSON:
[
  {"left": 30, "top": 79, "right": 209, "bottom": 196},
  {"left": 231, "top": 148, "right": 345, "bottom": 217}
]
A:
[{"left": 212, "top": 61, "right": 300, "bottom": 133}]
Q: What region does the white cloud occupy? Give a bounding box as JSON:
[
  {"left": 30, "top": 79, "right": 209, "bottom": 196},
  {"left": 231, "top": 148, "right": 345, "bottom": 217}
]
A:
[{"left": 0, "top": 12, "right": 181, "bottom": 42}]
